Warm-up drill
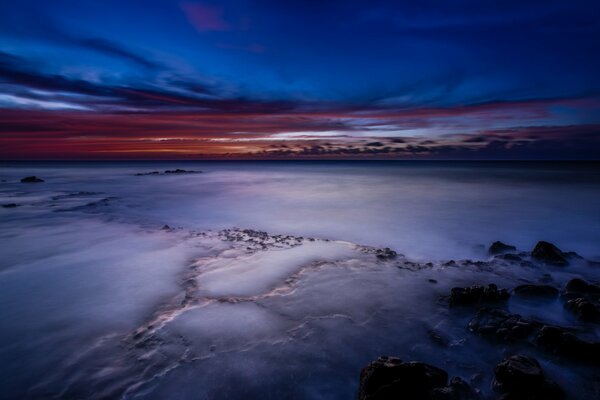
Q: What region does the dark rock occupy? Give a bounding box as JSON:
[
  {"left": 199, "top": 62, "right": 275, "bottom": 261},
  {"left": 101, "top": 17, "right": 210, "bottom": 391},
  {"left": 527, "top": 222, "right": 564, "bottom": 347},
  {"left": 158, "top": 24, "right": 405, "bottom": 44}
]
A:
[
  {"left": 497, "top": 253, "right": 522, "bottom": 261},
  {"left": 493, "top": 355, "right": 564, "bottom": 400},
  {"left": 20, "top": 176, "right": 44, "bottom": 183},
  {"left": 164, "top": 169, "right": 200, "bottom": 174},
  {"left": 431, "top": 377, "right": 480, "bottom": 400},
  {"left": 489, "top": 241, "right": 516, "bottom": 255},
  {"left": 531, "top": 241, "right": 568, "bottom": 266},
  {"left": 565, "top": 278, "right": 600, "bottom": 295},
  {"left": 375, "top": 247, "right": 397, "bottom": 260},
  {"left": 565, "top": 298, "right": 600, "bottom": 322},
  {"left": 358, "top": 357, "right": 447, "bottom": 400},
  {"left": 161, "top": 225, "right": 172, "bottom": 230},
  {"left": 358, "top": 357, "right": 479, "bottom": 400},
  {"left": 534, "top": 325, "right": 600, "bottom": 364},
  {"left": 468, "top": 308, "right": 539, "bottom": 341},
  {"left": 449, "top": 284, "right": 509, "bottom": 307},
  {"left": 135, "top": 171, "right": 160, "bottom": 176},
  {"left": 2, "top": 203, "right": 18, "bottom": 208},
  {"left": 513, "top": 284, "right": 559, "bottom": 299},
  {"left": 428, "top": 279, "right": 438, "bottom": 284}
]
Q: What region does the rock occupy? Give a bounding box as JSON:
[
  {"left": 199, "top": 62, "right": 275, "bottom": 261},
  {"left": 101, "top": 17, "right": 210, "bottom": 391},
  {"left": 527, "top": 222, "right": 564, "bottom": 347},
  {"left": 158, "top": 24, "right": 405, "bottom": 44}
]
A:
[
  {"left": 468, "top": 308, "right": 539, "bottom": 341},
  {"left": 428, "top": 279, "right": 438, "bottom": 284},
  {"left": 135, "top": 171, "right": 160, "bottom": 176},
  {"left": 562, "top": 279, "right": 600, "bottom": 322},
  {"left": 375, "top": 247, "right": 397, "bottom": 260},
  {"left": 2, "top": 203, "right": 18, "bottom": 208},
  {"left": 531, "top": 241, "right": 568, "bottom": 266},
  {"left": 164, "top": 169, "right": 199, "bottom": 174},
  {"left": 431, "top": 377, "right": 480, "bottom": 400},
  {"left": 20, "top": 176, "right": 44, "bottom": 183},
  {"left": 565, "top": 278, "right": 600, "bottom": 296},
  {"left": 358, "top": 357, "right": 447, "bottom": 400},
  {"left": 534, "top": 325, "right": 600, "bottom": 364},
  {"left": 449, "top": 284, "right": 509, "bottom": 307},
  {"left": 565, "top": 298, "right": 600, "bottom": 322},
  {"left": 161, "top": 225, "right": 172, "bottom": 230},
  {"left": 513, "top": 284, "right": 559, "bottom": 299},
  {"left": 493, "top": 355, "right": 564, "bottom": 400},
  {"left": 489, "top": 241, "right": 516, "bottom": 255}
]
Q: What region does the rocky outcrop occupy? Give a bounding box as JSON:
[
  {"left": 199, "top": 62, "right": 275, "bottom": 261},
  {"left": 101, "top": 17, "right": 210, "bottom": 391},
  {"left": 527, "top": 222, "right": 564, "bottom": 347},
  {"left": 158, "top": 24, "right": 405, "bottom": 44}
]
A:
[
  {"left": 535, "top": 326, "right": 600, "bottom": 363},
  {"left": 375, "top": 247, "right": 397, "bottom": 260},
  {"left": 488, "top": 241, "right": 516, "bottom": 255},
  {"left": 493, "top": 355, "right": 564, "bottom": 399},
  {"left": 20, "top": 176, "right": 44, "bottom": 183},
  {"left": 135, "top": 169, "right": 201, "bottom": 176},
  {"left": 2, "top": 203, "right": 18, "bottom": 208},
  {"left": 531, "top": 241, "right": 568, "bottom": 266},
  {"left": 449, "top": 284, "right": 510, "bottom": 307},
  {"left": 513, "top": 284, "right": 559, "bottom": 299},
  {"left": 358, "top": 357, "right": 478, "bottom": 400}
]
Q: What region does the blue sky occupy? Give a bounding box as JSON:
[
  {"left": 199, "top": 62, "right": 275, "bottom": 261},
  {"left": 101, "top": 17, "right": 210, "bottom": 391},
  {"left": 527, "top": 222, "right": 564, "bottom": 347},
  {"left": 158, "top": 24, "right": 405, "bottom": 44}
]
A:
[{"left": 0, "top": 0, "right": 599, "bottom": 158}]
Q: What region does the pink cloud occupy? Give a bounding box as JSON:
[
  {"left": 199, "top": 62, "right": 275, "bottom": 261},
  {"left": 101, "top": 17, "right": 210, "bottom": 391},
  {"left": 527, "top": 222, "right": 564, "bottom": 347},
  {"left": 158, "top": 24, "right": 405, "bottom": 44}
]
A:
[{"left": 181, "top": 2, "right": 231, "bottom": 32}]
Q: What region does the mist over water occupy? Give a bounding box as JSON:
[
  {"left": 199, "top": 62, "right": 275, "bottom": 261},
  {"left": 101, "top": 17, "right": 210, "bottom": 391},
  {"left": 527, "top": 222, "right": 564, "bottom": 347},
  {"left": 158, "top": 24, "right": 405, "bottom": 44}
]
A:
[{"left": 1, "top": 161, "right": 599, "bottom": 399}]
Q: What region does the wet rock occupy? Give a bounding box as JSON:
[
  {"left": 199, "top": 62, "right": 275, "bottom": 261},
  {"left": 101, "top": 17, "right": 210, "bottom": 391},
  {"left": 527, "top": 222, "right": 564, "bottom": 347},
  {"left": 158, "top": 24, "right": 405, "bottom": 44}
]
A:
[
  {"left": 431, "top": 377, "right": 480, "bottom": 400},
  {"left": 375, "top": 247, "right": 397, "bottom": 260},
  {"left": 468, "top": 308, "right": 539, "bottom": 341},
  {"left": 428, "top": 279, "right": 438, "bottom": 284},
  {"left": 493, "top": 355, "right": 564, "bottom": 400},
  {"left": 358, "top": 357, "right": 479, "bottom": 400},
  {"left": 489, "top": 241, "right": 516, "bottom": 255},
  {"left": 496, "top": 253, "right": 522, "bottom": 262},
  {"left": 449, "top": 284, "right": 510, "bottom": 307},
  {"left": 565, "top": 298, "right": 600, "bottom": 322},
  {"left": 2, "top": 203, "right": 18, "bottom": 208},
  {"left": 562, "top": 279, "right": 600, "bottom": 322},
  {"left": 534, "top": 325, "right": 600, "bottom": 364},
  {"left": 20, "top": 176, "right": 44, "bottom": 183},
  {"left": 161, "top": 225, "right": 172, "bottom": 230},
  {"left": 513, "top": 284, "right": 559, "bottom": 299},
  {"left": 135, "top": 171, "right": 160, "bottom": 176},
  {"left": 531, "top": 241, "right": 568, "bottom": 266},
  {"left": 564, "top": 278, "right": 600, "bottom": 296}
]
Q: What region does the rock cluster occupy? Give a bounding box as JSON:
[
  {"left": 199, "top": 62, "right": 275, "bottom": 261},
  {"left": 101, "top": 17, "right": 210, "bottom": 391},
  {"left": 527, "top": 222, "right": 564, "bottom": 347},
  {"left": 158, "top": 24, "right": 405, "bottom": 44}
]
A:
[
  {"left": 449, "top": 284, "right": 510, "bottom": 307},
  {"left": 358, "top": 357, "right": 479, "bottom": 400},
  {"left": 135, "top": 169, "right": 201, "bottom": 176}
]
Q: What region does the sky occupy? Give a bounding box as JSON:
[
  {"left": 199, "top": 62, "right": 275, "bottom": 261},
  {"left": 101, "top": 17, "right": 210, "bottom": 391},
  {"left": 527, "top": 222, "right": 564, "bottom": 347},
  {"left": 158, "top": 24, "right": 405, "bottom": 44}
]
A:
[{"left": 0, "top": 0, "right": 599, "bottom": 159}]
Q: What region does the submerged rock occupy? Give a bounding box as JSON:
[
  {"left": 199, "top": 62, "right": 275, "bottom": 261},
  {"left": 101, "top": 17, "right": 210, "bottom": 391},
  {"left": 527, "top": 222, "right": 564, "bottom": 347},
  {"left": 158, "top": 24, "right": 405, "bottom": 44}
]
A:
[
  {"left": 358, "top": 357, "right": 478, "bottom": 400},
  {"left": 488, "top": 241, "right": 516, "bottom": 255},
  {"left": 513, "top": 284, "right": 559, "bottom": 299},
  {"left": 20, "top": 176, "right": 44, "bottom": 183},
  {"left": 493, "top": 355, "right": 564, "bottom": 399},
  {"left": 164, "top": 169, "right": 200, "bottom": 174},
  {"left": 449, "top": 284, "right": 509, "bottom": 307},
  {"left": 2, "top": 203, "right": 18, "bottom": 208},
  {"left": 531, "top": 241, "right": 568, "bottom": 266}
]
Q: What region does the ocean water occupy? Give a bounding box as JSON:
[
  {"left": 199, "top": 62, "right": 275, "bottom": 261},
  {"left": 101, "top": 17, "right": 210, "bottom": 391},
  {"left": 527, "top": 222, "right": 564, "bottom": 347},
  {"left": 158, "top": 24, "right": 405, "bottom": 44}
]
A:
[{"left": 1, "top": 161, "right": 599, "bottom": 399}]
